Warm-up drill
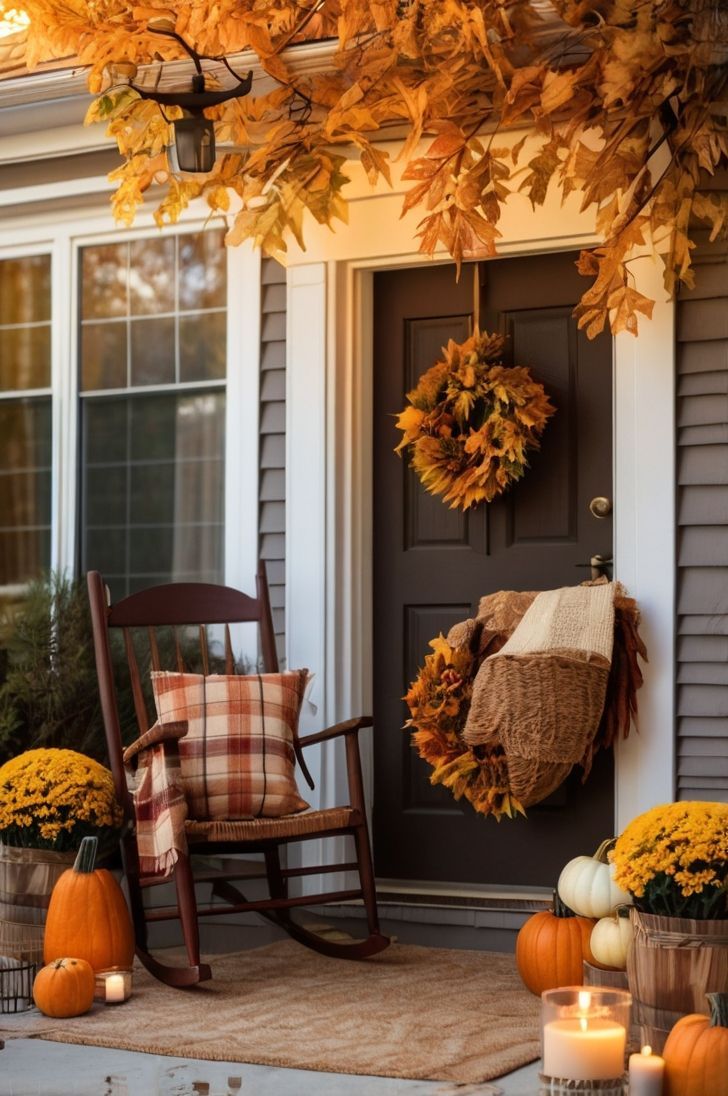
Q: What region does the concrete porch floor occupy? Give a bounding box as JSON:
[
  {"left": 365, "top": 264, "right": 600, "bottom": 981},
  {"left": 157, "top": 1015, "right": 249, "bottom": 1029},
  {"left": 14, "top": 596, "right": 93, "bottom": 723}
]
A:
[{"left": 0, "top": 916, "right": 542, "bottom": 1096}]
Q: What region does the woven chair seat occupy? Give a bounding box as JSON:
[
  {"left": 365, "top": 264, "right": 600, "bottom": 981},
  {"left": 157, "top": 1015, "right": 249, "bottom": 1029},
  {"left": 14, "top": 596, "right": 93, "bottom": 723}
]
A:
[{"left": 185, "top": 806, "right": 358, "bottom": 843}]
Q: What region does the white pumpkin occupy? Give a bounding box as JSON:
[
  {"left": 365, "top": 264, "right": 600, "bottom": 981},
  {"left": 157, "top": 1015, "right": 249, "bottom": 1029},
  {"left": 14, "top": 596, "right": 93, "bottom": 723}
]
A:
[
  {"left": 590, "top": 910, "right": 633, "bottom": 970},
  {"left": 557, "top": 840, "right": 631, "bottom": 919}
]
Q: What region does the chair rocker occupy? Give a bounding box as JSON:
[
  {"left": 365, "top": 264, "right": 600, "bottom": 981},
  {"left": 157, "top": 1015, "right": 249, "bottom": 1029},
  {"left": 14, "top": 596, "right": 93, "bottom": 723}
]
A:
[{"left": 87, "top": 564, "right": 390, "bottom": 987}]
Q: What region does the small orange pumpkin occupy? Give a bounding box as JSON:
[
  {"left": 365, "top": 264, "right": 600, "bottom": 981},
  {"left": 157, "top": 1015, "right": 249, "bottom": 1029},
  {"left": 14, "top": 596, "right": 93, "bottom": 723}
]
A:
[
  {"left": 516, "top": 891, "right": 598, "bottom": 996},
  {"left": 32, "top": 957, "right": 95, "bottom": 1018},
  {"left": 44, "top": 836, "right": 134, "bottom": 971},
  {"left": 663, "top": 992, "right": 728, "bottom": 1096}
]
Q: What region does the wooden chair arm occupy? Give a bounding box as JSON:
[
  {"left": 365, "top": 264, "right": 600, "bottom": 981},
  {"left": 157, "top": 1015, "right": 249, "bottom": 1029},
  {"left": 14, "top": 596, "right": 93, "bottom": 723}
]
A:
[
  {"left": 298, "top": 716, "right": 373, "bottom": 750},
  {"left": 123, "top": 721, "right": 187, "bottom": 766}
]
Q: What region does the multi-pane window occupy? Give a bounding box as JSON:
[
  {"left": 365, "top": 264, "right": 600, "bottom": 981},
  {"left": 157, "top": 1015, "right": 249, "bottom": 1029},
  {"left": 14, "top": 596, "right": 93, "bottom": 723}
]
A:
[
  {"left": 0, "top": 255, "right": 52, "bottom": 592},
  {"left": 78, "top": 229, "right": 228, "bottom": 601}
]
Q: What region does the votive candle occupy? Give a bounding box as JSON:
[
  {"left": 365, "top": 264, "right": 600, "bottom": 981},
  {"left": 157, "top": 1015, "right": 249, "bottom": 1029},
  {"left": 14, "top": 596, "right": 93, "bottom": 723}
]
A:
[
  {"left": 628, "top": 1045, "right": 664, "bottom": 1096},
  {"left": 541, "top": 987, "right": 630, "bottom": 1083},
  {"left": 105, "top": 973, "right": 127, "bottom": 1004}
]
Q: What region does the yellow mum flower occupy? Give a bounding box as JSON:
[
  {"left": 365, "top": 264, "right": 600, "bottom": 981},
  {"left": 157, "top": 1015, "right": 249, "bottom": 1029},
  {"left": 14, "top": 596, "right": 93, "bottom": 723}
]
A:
[
  {"left": 0, "top": 748, "right": 123, "bottom": 852},
  {"left": 611, "top": 801, "right": 728, "bottom": 919}
]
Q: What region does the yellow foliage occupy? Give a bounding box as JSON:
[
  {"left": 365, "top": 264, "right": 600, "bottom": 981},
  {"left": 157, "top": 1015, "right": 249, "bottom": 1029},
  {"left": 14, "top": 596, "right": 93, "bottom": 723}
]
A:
[{"left": 19, "top": 0, "right": 728, "bottom": 336}]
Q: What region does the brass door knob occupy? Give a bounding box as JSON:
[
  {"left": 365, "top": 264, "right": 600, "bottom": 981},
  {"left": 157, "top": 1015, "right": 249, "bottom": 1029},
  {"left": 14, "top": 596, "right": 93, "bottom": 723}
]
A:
[{"left": 589, "top": 496, "right": 612, "bottom": 519}]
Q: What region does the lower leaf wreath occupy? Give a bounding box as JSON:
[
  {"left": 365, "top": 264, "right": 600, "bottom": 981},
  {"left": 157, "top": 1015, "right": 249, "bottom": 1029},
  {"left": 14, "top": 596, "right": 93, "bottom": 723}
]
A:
[{"left": 404, "top": 582, "right": 647, "bottom": 821}]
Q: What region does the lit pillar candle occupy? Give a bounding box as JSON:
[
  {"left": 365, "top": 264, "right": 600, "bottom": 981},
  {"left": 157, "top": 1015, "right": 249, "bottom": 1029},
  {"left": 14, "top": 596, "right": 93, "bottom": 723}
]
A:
[
  {"left": 105, "top": 973, "right": 126, "bottom": 1003},
  {"left": 628, "top": 1045, "right": 664, "bottom": 1096},
  {"left": 542, "top": 990, "right": 627, "bottom": 1081}
]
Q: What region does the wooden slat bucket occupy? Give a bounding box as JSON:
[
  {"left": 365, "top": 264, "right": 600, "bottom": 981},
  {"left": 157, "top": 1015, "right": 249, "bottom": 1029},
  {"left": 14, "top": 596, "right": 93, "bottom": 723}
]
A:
[
  {"left": 627, "top": 909, "right": 728, "bottom": 1052},
  {"left": 0, "top": 844, "right": 74, "bottom": 963},
  {"left": 583, "top": 960, "right": 629, "bottom": 991}
]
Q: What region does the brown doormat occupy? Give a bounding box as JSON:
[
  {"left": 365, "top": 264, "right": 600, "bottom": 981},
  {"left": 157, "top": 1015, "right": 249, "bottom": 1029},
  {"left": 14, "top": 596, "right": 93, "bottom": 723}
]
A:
[{"left": 1, "top": 939, "right": 541, "bottom": 1084}]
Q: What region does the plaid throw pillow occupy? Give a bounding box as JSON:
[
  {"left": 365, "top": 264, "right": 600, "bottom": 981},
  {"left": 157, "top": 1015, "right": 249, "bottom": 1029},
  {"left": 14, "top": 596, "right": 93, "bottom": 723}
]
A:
[{"left": 150, "top": 670, "right": 310, "bottom": 820}]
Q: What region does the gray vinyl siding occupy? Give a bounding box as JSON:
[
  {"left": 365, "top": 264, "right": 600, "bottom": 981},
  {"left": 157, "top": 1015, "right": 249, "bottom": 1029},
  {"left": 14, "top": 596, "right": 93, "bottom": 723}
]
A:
[
  {"left": 676, "top": 199, "right": 728, "bottom": 801},
  {"left": 260, "top": 257, "right": 287, "bottom": 665}
]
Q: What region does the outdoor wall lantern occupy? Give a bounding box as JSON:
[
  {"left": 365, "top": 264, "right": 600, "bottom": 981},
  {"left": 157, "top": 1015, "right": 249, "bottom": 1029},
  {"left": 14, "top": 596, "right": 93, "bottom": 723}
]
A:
[{"left": 129, "top": 21, "right": 253, "bottom": 174}]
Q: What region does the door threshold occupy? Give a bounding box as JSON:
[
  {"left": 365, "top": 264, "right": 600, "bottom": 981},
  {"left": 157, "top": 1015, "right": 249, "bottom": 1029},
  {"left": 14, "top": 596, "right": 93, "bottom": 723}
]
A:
[{"left": 375, "top": 878, "right": 551, "bottom": 913}]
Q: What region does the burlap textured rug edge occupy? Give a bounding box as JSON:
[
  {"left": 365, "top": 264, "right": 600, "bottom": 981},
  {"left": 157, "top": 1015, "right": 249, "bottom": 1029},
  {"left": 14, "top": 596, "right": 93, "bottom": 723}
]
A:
[{"left": 1, "top": 940, "right": 541, "bottom": 1084}]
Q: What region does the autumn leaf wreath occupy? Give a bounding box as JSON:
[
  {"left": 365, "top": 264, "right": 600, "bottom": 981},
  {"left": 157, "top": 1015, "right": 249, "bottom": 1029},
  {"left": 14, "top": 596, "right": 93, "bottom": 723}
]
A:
[{"left": 394, "top": 329, "right": 555, "bottom": 510}]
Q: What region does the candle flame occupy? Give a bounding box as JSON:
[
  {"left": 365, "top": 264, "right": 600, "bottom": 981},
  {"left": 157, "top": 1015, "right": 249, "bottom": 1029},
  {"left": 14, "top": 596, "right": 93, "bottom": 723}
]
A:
[
  {"left": 579, "top": 1017, "right": 588, "bottom": 1033},
  {"left": 578, "top": 990, "right": 591, "bottom": 1012},
  {"left": 641, "top": 1045, "right": 652, "bottom": 1057}
]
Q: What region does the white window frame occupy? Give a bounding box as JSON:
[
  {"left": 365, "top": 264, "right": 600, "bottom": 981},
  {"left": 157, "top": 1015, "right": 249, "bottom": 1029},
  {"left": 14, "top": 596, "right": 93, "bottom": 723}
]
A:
[{"left": 0, "top": 199, "right": 261, "bottom": 615}]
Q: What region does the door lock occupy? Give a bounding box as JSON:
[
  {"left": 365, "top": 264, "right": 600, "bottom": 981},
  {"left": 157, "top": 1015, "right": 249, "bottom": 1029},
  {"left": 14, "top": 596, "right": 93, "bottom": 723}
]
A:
[{"left": 575, "top": 554, "right": 614, "bottom": 580}]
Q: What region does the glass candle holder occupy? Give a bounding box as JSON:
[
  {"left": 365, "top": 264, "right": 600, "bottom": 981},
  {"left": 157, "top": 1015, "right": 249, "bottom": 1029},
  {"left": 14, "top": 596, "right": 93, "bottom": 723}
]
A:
[
  {"left": 540, "top": 986, "right": 631, "bottom": 1096},
  {"left": 94, "top": 968, "right": 133, "bottom": 1005}
]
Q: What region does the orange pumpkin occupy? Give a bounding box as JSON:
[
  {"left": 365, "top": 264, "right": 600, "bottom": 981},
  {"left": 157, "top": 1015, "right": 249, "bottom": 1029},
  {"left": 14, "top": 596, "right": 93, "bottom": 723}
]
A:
[
  {"left": 516, "top": 892, "right": 598, "bottom": 995},
  {"left": 663, "top": 993, "right": 728, "bottom": 1096},
  {"left": 44, "top": 836, "right": 134, "bottom": 971},
  {"left": 32, "top": 957, "right": 95, "bottom": 1018}
]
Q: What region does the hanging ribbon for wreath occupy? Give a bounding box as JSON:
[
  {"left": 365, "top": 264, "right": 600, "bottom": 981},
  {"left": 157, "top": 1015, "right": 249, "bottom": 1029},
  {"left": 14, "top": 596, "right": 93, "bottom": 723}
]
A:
[
  {"left": 394, "top": 268, "right": 556, "bottom": 510},
  {"left": 404, "top": 581, "right": 647, "bottom": 821}
]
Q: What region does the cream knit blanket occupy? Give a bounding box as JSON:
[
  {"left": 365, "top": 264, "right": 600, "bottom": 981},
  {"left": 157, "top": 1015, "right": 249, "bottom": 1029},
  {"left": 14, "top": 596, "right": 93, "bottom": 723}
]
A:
[
  {"left": 494, "top": 581, "right": 615, "bottom": 662},
  {"left": 461, "top": 582, "right": 618, "bottom": 807}
]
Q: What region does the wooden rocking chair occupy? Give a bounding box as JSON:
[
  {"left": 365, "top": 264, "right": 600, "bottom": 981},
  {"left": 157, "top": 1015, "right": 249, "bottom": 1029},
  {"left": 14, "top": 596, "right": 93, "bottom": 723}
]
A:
[{"left": 87, "top": 565, "right": 390, "bottom": 987}]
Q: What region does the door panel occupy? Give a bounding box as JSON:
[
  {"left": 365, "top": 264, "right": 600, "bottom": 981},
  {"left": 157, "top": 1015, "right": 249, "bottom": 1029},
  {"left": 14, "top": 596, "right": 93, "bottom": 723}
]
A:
[{"left": 372, "top": 254, "right": 614, "bottom": 887}]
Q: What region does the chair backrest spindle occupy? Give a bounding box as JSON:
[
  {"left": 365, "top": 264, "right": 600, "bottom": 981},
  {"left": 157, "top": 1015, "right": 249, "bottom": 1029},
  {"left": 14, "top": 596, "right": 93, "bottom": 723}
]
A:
[
  {"left": 224, "top": 625, "right": 234, "bottom": 674},
  {"left": 123, "top": 627, "right": 150, "bottom": 735},
  {"left": 199, "top": 625, "right": 210, "bottom": 676},
  {"left": 148, "top": 627, "right": 161, "bottom": 672},
  {"left": 174, "top": 628, "right": 185, "bottom": 673}
]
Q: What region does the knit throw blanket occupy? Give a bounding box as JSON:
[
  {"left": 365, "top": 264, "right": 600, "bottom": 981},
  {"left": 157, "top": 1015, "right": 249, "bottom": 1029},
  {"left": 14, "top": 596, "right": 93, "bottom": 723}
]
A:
[
  {"left": 123, "top": 722, "right": 189, "bottom": 878},
  {"left": 454, "top": 580, "right": 644, "bottom": 807}
]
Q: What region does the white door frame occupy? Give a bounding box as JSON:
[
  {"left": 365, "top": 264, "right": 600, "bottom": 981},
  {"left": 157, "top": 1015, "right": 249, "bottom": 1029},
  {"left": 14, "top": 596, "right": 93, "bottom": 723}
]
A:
[{"left": 286, "top": 196, "right": 675, "bottom": 884}]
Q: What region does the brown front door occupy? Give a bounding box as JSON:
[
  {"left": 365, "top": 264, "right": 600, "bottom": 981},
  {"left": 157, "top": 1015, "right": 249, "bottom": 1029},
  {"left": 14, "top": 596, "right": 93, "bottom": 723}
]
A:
[{"left": 372, "top": 252, "right": 614, "bottom": 887}]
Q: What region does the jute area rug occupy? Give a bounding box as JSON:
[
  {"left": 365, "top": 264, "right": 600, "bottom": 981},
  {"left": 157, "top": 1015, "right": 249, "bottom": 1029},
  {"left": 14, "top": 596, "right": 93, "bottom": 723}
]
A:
[{"left": 2, "top": 940, "right": 541, "bottom": 1084}]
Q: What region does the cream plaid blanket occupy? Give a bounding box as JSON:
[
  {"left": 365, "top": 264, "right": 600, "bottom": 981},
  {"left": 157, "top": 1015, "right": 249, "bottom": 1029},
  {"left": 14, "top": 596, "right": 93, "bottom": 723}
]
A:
[{"left": 123, "top": 722, "right": 189, "bottom": 878}]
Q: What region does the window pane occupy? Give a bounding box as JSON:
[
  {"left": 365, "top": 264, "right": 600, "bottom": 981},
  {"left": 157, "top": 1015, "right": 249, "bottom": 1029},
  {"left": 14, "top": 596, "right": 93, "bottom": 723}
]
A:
[
  {"left": 84, "top": 464, "right": 127, "bottom": 527},
  {"left": 82, "top": 397, "right": 127, "bottom": 464},
  {"left": 130, "top": 317, "right": 175, "bottom": 386},
  {"left": 179, "top": 229, "right": 226, "bottom": 311},
  {"left": 81, "top": 322, "right": 127, "bottom": 391},
  {"left": 81, "top": 391, "right": 226, "bottom": 596},
  {"left": 0, "top": 397, "right": 52, "bottom": 586},
  {"left": 0, "top": 256, "right": 50, "bottom": 325},
  {"left": 129, "top": 237, "right": 175, "bottom": 316},
  {"left": 0, "top": 325, "right": 51, "bottom": 390},
  {"left": 179, "top": 312, "right": 226, "bottom": 382},
  {"left": 81, "top": 244, "right": 128, "bottom": 319}
]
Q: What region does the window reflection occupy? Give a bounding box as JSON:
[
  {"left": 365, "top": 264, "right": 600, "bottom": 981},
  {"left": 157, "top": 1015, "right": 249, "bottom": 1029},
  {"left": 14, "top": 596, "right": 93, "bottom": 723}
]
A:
[
  {"left": 179, "top": 231, "right": 226, "bottom": 311},
  {"left": 81, "top": 244, "right": 127, "bottom": 320},
  {"left": 0, "top": 397, "right": 52, "bottom": 586},
  {"left": 0, "top": 255, "right": 51, "bottom": 326},
  {"left": 80, "top": 229, "right": 226, "bottom": 393},
  {"left": 0, "top": 255, "right": 51, "bottom": 392},
  {"left": 129, "top": 237, "right": 175, "bottom": 316}
]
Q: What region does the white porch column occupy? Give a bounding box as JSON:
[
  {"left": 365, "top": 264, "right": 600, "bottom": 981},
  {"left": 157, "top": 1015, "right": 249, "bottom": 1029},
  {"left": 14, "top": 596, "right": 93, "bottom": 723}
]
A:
[
  {"left": 613, "top": 255, "right": 676, "bottom": 829},
  {"left": 286, "top": 262, "right": 333, "bottom": 814}
]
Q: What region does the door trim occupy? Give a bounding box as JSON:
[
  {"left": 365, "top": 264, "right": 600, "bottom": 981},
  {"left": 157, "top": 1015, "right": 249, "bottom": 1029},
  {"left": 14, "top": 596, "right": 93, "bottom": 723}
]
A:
[{"left": 286, "top": 243, "right": 675, "bottom": 870}]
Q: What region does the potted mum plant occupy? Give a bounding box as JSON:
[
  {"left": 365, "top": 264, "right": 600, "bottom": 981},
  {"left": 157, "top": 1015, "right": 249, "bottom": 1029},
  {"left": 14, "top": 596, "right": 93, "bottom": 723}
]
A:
[
  {"left": 0, "top": 748, "right": 123, "bottom": 964},
  {"left": 610, "top": 800, "right": 728, "bottom": 1051}
]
